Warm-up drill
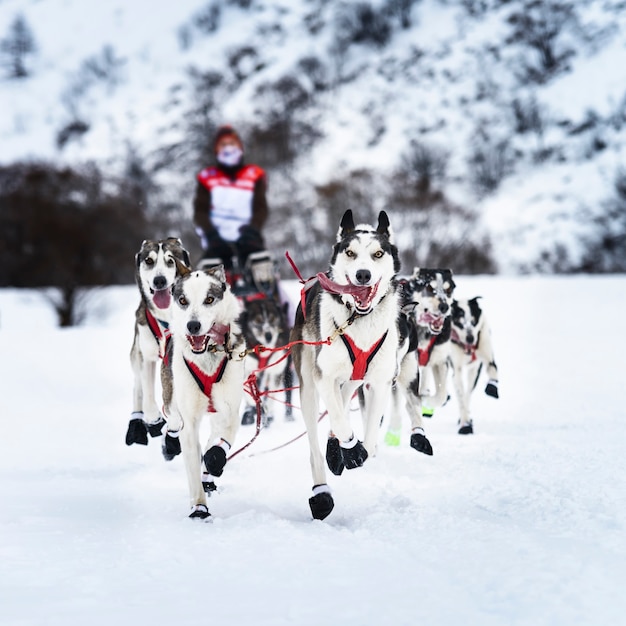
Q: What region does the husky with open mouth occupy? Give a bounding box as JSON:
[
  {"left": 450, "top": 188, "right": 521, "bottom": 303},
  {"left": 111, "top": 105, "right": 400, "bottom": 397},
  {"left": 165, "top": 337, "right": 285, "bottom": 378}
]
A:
[
  {"left": 126, "top": 238, "right": 191, "bottom": 446},
  {"left": 449, "top": 296, "right": 499, "bottom": 434},
  {"left": 160, "top": 264, "right": 245, "bottom": 519},
  {"left": 290, "top": 210, "right": 401, "bottom": 520},
  {"left": 385, "top": 267, "right": 456, "bottom": 447},
  {"left": 409, "top": 267, "right": 456, "bottom": 413}
]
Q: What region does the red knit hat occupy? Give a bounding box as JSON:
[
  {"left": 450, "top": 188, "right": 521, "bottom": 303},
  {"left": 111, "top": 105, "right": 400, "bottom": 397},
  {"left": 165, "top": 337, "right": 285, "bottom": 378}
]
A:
[{"left": 213, "top": 125, "right": 243, "bottom": 153}]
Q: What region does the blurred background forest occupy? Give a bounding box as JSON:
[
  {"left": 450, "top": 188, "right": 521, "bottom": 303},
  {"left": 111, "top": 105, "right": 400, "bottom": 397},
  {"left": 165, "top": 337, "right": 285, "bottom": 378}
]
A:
[{"left": 1, "top": 0, "right": 625, "bottom": 324}]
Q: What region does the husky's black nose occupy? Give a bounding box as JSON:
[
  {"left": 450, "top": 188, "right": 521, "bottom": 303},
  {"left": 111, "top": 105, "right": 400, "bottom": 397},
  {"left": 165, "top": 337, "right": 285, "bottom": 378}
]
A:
[
  {"left": 153, "top": 275, "right": 167, "bottom": 290},
  {"left": 466, "top": 332, "right": 475, "bottom": 344},
  {"left": 355, "top": 269, "right": 371, "bottom": 285},
  {"left": 265, "top": 331, "right": 273, "bottom": 342},
  {"left": 439, "top": 301, "right": 449, "bottom": 314},
  {"left": 187, "top": 320, "right": 202, "bottom": 335}
]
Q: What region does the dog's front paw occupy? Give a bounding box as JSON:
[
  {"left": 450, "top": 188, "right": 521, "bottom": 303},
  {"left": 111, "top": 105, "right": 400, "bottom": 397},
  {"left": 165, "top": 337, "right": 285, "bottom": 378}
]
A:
[
  {"left": 125, "top": 416, "right": 148, "bottom": 446},
  {"left": 458, "top": 421, "right": 474, "bottom": 435},
  {"left": 146, "top": 416, "right": 166, "bottom": 437},
  {"left": 202, "top": 476, "right": 218, "bottom": 494},
  {"left": 309, "top": 485, "right": 334, "bottom": 520},
  {"left": 204, "top": 445, "right": 227, "bottom": 477},
  {"left": 384, "top": 429, "right": 401, "bottom": 447},
  {"left": 162, "top": 431, "right": 181, "bottom": 461},
  {"left": 189, "top": 504, "right": 211, "bottom": 520},
  {"left": 485, "top": 380, "right": 499, "bottom": 399},
  {"left": 326, "top": 436, "right": 344, "bottom": 475},
  {"left": 410, "top": 428, "right": 433, "bottom": 455},
  {"left": 341, "top": 437, "right": 368, "bottom": 469}
]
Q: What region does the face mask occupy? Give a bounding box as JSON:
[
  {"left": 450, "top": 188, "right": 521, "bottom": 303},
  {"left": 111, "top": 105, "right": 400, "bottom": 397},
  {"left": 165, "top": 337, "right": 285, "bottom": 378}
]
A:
[{"left": 217, "top": 145, "right": 243, "bottom": 166}]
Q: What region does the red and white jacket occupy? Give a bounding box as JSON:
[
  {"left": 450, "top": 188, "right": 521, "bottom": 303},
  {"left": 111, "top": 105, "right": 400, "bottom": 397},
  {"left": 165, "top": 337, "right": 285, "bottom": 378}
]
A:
[{"left": 197, "top": 165, "right": 266, "bottom": 242}]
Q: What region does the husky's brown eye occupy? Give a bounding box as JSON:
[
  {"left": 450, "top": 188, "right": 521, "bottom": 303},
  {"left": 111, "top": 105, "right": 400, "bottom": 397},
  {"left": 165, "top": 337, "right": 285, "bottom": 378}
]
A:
[
  {"left": 346, "top": 249, "right": 356, "bottom": 258},
  {"left": 166, "top": 258, "right": 174, "bottom": 266},
  {"left": 204, "top": 296, "right": 214, "bottom": 305},
  {"left": 145, "top": 258, "right": 154, "bottom": 266},
  {"left": 178, "top": 296, "right": 188, "bottom": 306},
  {"left": 373, "top": 250, "right": 383, "bottom": 259}
]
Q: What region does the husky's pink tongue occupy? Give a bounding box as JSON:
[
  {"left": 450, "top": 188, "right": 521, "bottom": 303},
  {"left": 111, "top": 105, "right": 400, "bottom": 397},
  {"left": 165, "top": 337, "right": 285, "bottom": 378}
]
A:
[
  {"left": 208, "top": 322, "right": 229, "bottom": 346},
  {"left": 419, "top": 311, "right": 444, "bottom": 333},
  {"left": 316, "top": 273, "right": 379, "bottom": 309},
  {"left": 187, "top": 334, "right": 208, "bottom": 352},
  {"left": 153, "top": 288, "right": 171, "bottom": 310}
]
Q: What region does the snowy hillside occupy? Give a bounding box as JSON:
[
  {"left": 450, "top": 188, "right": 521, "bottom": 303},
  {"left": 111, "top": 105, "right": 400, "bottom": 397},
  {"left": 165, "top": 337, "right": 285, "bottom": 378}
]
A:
[
  {"left": 1, "top": 0, "right": 626, "bottom": 272},
  {"left": 1, "top": 276, "right": 626, "bottom": 625}
]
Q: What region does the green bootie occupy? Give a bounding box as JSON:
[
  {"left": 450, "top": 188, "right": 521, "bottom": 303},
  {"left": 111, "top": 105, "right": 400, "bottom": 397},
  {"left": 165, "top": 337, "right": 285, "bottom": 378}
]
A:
[{"left": 384, "top": 429, "right": 401, "bottom": 447}]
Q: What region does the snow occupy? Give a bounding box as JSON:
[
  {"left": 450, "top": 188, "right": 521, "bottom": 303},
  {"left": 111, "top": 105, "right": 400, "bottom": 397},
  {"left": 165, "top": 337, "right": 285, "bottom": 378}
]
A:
[{"left": 1, "top": 275, "right": 625, "bottom": 625}]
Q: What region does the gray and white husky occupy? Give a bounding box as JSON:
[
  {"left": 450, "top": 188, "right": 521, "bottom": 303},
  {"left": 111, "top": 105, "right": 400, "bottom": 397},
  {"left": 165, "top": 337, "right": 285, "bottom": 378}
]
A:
[
  {"left": 239, "top": 295, "right": 294, "bottom": 427},
  {"left": 126, "top": 238, "right": 190, "bottom": 446},
  {"left": 385, "top": 267, "right": 455, "bottom": 450},
  {"left": 161, "top": 264, "right": 245, "bottom": 519},
  {"left": 449, "top": 297, "right": 499, "bottom": 434},
  {"left": 290, "top": 210, "right": 401, "bottom": 520}
]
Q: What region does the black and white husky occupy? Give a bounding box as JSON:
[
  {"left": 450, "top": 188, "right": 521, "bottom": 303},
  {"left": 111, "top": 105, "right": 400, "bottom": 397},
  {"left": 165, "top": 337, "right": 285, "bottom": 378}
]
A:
[
  {"left": 239, "top": 295, "right": 294, "bottom": 426},
  {"left": 126, "top": 238, "right": 190, "bottom": 446},
  {"left": 290, "top": 210, "right": 401, "bottom": 520},
  {"left": 385, "top": 268, "right": 455, "bottom": 449},
  {"left": 410, "top": 268, "right": 456, "bottom": 415},
  {"left": 161, "top": 264, "right": 245, "bottom": 519},
  {"left": 449, "top": 297, "right": 499, "bottom": 434}
]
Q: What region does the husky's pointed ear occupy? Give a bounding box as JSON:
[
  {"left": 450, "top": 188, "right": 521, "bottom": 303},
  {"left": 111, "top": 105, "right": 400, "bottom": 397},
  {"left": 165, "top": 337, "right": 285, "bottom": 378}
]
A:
[
  {"left": 136, "top": 240, "right": 148, "bottom": 267},
  {"left": 174, "top": 257, "right": 191, "bottom": 277},
  {"left": 377, "top": 211, "right": 391, "bottom": 236},
  {"left": 205, "top": 263, "right": 226, "bottom": 284},
  {"left": 182, "top": 248, "right": 191, "bottom": 268},
  {"left": 339, "top": 210, "right": 355, "bottom": 235}
]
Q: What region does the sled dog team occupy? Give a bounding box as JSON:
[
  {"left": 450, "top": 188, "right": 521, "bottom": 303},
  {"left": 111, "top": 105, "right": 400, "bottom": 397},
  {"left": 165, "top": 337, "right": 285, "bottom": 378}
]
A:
[{"left": 127, "top": 211, "right": 499, "bottom": 520}]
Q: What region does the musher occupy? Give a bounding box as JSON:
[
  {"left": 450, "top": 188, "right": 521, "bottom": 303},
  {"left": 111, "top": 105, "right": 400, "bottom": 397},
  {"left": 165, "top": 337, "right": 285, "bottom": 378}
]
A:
[{"left": 193, "top": 124, "right": 269, "bottom": 275}]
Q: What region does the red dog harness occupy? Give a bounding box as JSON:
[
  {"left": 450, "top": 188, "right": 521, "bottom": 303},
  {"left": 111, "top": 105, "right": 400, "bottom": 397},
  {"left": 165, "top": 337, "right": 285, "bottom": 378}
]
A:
[
  {"left": 450, "top": 329, "right": 478, "bottom": 362},
  {"left": 183, "top": 357, "right": 228, "bottom": 413},
  {"left": 339, "top": 331, "right": 388, "bottom": 380},
  {"left": 145, "top": 308, "right": 171, "bottom": 358},
  {"left": 417, "top": 335, "right": 438, "bottom": 367}
]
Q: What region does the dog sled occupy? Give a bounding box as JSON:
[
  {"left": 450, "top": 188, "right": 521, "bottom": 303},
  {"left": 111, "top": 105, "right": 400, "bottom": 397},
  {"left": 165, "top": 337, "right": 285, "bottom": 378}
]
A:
[{"left": 198, "top": 248, "right": 281, "bottom": 302}]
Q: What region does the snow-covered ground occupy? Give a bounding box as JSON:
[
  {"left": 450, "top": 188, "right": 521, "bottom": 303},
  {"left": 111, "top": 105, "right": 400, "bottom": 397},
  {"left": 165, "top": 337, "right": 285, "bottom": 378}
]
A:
[{"left": 1, "top": 276, "right": 625, "bottom": 625}]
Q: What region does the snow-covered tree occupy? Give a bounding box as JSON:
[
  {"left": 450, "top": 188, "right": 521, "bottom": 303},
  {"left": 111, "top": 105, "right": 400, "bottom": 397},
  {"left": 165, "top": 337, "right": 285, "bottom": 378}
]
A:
[{"left": 1, "top": 14, "right": 36, "bottom": 79}]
